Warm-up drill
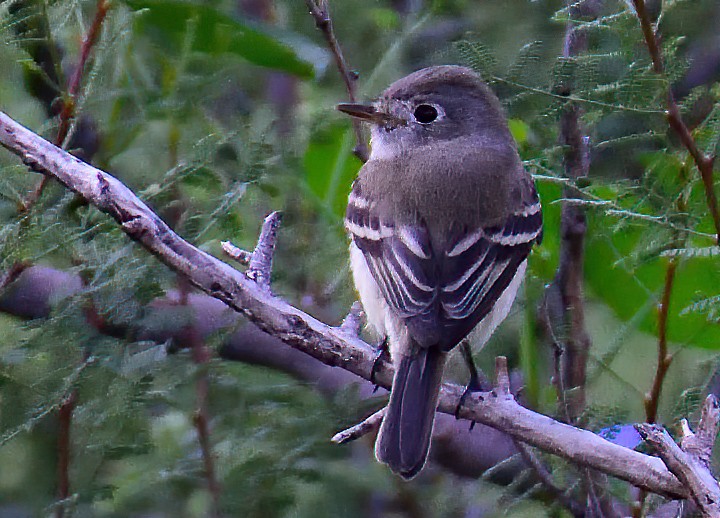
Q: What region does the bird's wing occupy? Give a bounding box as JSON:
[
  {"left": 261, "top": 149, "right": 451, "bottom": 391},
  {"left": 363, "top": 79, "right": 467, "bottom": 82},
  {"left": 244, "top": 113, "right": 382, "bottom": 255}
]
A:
[
  {"left": 345, "top": 187, "right": 437, "bottom": 318},
  {"left": 346, "top": 183, "right": 542, "bottom": 348},
  {"left": 439, "top": 194, "right": 542, "bottom": 323}
]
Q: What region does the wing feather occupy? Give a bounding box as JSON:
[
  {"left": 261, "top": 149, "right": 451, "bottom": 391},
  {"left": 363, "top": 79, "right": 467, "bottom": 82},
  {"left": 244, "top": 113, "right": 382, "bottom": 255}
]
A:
[{"left": 345, "top": 182, "right": 542, "bottom": 349}]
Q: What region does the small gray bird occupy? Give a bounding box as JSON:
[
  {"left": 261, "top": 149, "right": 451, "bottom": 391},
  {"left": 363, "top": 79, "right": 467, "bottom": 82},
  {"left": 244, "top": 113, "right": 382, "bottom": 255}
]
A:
[{"left": 338, "top": 65, "right": 542, "bottom": 479}]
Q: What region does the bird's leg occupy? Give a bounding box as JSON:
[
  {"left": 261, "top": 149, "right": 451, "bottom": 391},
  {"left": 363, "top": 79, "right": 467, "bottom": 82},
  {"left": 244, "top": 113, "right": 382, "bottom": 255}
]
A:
[
  {"left": 455, "top": 340, "right": 490, "bottom": 428},
  {"left": 370, "top": 336, "right": 390, "bottom": 392}
]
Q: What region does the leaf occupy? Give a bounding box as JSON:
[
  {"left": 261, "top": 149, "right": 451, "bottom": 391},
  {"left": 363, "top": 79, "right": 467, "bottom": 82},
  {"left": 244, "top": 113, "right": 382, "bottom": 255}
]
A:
[
  {"left": 455, "top": 40, "right": 497, "bottom": 79},
  {"left": 178, "top": 165, "right": 223, "bottom": 190},
  {"left": 508, "top": 118, "right": 529, "bottom": 144},
  {"left": 125, "top": 0, "right": 315, "bottom": 78},
  {"left": 585, "top": 210, "right": 720, "bottom": 350},
  {"left": 303, "top": 122, "right": 362, "bottom": 218},
  {"left": 528, "top": 178, "right": 562, "bottom": 280}
]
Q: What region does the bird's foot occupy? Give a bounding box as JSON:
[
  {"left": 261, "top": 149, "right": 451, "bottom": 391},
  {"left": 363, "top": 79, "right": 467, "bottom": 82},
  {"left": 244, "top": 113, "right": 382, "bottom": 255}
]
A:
[
  {"left": 454, "top": 375, "right": 483, "bottom": 432},
  {"left": 370, "top": 336, "right": 390, "bottom": 392},
  {"left": 455, "top": 340, "right": 485, "bottom": 431}
]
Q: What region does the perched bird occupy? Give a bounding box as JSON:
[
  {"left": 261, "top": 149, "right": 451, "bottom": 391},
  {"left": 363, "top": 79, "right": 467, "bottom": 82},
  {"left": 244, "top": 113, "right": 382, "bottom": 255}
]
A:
[{"left": 338, "top": 65, "right": 542, "bottom": 479}]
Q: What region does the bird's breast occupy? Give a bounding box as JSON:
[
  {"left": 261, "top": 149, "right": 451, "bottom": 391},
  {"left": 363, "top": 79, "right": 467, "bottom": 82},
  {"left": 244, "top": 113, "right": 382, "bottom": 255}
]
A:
[{"left": 359, "top": 141, "right": 522, "bottom": 230}]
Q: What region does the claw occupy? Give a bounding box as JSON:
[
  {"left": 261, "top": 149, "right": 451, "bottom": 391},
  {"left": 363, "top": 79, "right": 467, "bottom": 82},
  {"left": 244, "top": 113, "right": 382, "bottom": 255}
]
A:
[
  {"left": 454, "top": 377, "right": 483, "bottom": 422},
  {"left": 454, "top": 341, "right": 486, "bottom": 429},
  {"left": 370, "top": 336, "right": 390, "bottom": 388}
]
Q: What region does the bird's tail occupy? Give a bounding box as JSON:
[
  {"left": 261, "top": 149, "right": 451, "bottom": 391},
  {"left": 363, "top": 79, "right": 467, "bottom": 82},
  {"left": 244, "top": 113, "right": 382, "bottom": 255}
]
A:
[{"left": 375, "top": 345, "right": 446, "bottom": 479}]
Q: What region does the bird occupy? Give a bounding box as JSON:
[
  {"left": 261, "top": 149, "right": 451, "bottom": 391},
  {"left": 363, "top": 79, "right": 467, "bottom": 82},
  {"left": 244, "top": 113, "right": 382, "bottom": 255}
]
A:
[{"left": 338, "top": 65, "right": 542, "bottom": 479}]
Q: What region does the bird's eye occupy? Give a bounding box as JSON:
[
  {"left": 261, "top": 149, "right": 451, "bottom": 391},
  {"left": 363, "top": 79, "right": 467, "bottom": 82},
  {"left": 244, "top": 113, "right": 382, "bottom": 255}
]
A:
[{"left": 413, "top": 104, "right": 438, "bottom": 124}]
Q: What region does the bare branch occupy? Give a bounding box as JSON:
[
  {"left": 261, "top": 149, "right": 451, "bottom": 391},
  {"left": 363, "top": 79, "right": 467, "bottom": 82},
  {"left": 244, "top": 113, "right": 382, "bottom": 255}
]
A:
[
  {"left": 221, "top": 241, "right": 252, "bottom": 265},
  {"left": 681, "top": 395, "right": 720, "bottom": 469},
  {"left": 339, "top": 301, "right": 364, "bottom": 337},
  {"left": 495, "top": 356, "right": 511, "bottom": 396},
  {"left": 645, "top": 259, "right": 677, "bottom": 424},
  {"left": 0, "top": 267, "right": 516, "bottom": 478},
  {"left": 332, "top": 407, "right": 385, "bottom": 444},
  {"left": 246, "top": 211, "right": 282, "bottom": 289},
  {"left": 0, "top": 111, "right": 692, "bottom": 499},
  {"left": 222, "top": 212, "right": 282, "bottom": 289},
  {"left": 636, "top": 423, "right": 720, "bottom": 516},
  {"left": 304, "top": 0, "right": 368, "bottom": 162}
]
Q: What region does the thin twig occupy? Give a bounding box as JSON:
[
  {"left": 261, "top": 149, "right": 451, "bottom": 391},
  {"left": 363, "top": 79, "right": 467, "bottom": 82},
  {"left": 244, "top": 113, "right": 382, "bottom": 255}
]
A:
[
  {"left": 221, "top": 241, "right": 252, "bottom": 265},
  {"left": 305, "top": 0, "right": 368, "bottom": 162},
  {"left": 631, "top": 0, "right": 720, "bottom": 244},
  {"left": 635, "top": 257, "right": 678, "bottom": 517},
  {"left": 187, "top": 326, "right": 221, "bottom": 517},
  {"left": 55, "top": 390, "right": 77, "bottom": 518},
  {"left": 246, "top": 211, "right": 282, "bottom": 289},
  {"left": 60, "top": 0, "right": 110, "bottom": 147},
  {"left": 332, "top": 406, "right": 386, "bottom": 444},
  {"left": 645, "top": 259, "right": 677, "bottom": 424},
  {"left": 514, "top": 440, "right": 585, "bottom": 517},
  {"left": 21, "top": 0, "right": 111, "bottom": 212},
  {"left": 222, "top": 211, "right": 282, "bottom": 290}
]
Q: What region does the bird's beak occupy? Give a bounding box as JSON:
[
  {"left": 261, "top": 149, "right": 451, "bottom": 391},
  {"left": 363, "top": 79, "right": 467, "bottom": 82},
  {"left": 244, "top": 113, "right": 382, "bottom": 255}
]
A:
[
  {"left": 337, "top": 102, "right": 377, "bottom": 121},
  {"left": 337, "top": 103, "right": 404, "bottom": 126}
]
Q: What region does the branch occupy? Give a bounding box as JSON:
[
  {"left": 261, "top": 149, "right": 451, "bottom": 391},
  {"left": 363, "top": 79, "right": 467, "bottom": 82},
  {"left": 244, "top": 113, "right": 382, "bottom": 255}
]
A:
[
  {"left": 55, "top": 390, "right": 77, "bottom": 518},
  {"left": 304, "top": 0, "right": 368, "bottom": 162},
  {"left": 0, "top": 111, "right": 691, "bottom": 499},
  {"left": 645, "top": 259, "right": 677, "bottom": 424},
  {"left": 0, "top": 266, "right": 520, "bottom": 478},
  {"left": 681, "top": 395, "right": 720, "bottom": 468},
  {"left": 187, "top": 326, "right": 221, "bottom": 517},
  {"left": 332, "top": 407, "right": 385, "bottom": 444},
  {"left": 637, "top": 415, "right": 720, "bottom": 516},
  {"left": 222, "top": 211, "right": 282, "bottom": 290},
  {"left": 631, "top": 0, "right": 720, "bottom": 243},
  {"left": 514, "top": 441, "right": 584, "bottom": 518}
]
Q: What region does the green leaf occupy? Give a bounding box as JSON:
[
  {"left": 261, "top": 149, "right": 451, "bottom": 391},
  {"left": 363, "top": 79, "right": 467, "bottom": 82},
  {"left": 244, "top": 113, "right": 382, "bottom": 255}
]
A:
[
  {"left": 303, "top": 123, "right": 362, "bottom": 218},
  {"left": 528, "top": 178, "right": 562, "bottom": 280},
  {"left": 508, "top": 118, "right": 529, "bottom": 144},
  {"left": 125, "top": 0, "right": 315, "bottom": 78},
  {"left": 585, "top": 211, "right": 720, "bottom": 350}
]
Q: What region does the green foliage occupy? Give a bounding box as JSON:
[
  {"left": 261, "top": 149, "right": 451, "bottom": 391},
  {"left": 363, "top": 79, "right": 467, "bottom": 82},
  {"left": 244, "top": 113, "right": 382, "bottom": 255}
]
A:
[
  {"left": 303, "top": 122, "right": 362, "bottom": 218},
  {"left": 2, "top": 0, "right": 720, "bottom": 516},
  {"left": 458, "top": 1, "right": 720, "bottom": 354},
  {"left": 124, "top": 0, "right": 318, "bottom": 78}
]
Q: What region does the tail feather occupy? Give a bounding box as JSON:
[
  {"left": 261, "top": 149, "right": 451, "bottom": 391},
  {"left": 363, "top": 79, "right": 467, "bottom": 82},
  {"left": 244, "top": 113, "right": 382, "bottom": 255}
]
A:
[{"left": 375, "top": 346, "right": 446, "bottom": 479}]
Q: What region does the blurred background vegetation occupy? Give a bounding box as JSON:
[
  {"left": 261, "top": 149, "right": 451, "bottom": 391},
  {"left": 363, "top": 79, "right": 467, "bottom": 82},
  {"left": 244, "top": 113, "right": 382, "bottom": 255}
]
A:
[{"left": 1, "top": 0, "right": 720, "bottom": 516}]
